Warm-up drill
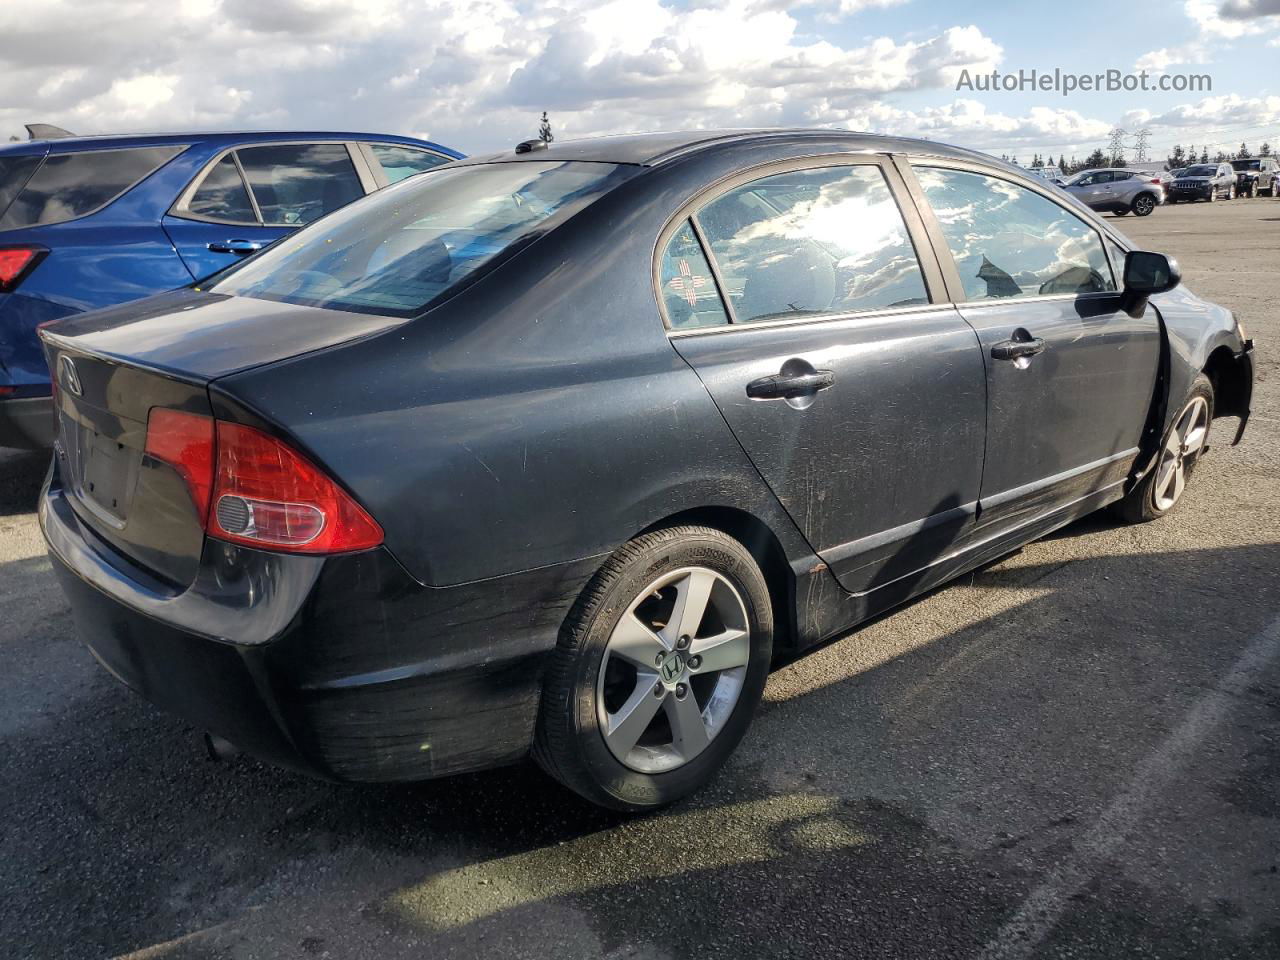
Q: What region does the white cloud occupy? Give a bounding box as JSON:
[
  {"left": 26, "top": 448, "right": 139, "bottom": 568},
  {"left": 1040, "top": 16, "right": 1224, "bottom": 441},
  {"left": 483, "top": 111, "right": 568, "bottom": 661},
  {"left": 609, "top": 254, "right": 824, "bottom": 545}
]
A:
[
  {"left": 0, "top": 0, "right": 1003, "bottom": 151},
  {"left": 1134, "top": 42, "right": 1210, "bottom": 70}
]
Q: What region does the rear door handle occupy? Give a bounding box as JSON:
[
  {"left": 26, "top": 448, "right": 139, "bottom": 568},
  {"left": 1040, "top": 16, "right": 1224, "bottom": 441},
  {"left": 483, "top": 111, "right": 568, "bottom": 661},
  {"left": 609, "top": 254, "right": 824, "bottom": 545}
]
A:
[
  {"left": 746, "top": 369, "right": 835, "bottom": 400},
  {"left": 991, "top": 337, "right": 1046, "bottom": 361},
  {"left": 207, "top": 239, "right": 262, "bottom": 255}
]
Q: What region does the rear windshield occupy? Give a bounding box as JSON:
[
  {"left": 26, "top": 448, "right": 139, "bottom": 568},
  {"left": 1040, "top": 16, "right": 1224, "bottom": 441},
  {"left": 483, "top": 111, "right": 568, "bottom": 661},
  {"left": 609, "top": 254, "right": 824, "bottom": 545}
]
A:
[
  {"left": 0, "top": 146, "right": 183, "bottom": 229},
  {"left": 210, "top": 160, "right": 638, "bottom": 317}
]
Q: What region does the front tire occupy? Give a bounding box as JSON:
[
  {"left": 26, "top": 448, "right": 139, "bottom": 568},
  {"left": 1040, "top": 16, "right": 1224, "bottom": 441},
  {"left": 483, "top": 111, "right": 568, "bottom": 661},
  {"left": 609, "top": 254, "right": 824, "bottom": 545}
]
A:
[
  {"left": 535, "top": 525, "right": 774, "bottom": 811},
  {"left": 1114, "top": 374, "right": 1213, "bottom": 524}
]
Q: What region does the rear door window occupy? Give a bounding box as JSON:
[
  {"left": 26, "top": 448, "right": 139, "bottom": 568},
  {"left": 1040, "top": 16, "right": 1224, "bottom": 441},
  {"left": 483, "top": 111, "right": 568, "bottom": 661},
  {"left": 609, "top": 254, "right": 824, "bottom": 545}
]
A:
[
  {"left": 368, "top": 144, "right": 451, "bottom": 184},
  {"left": 0, "top": 146, "right": 183, "bottom": 229},
  {"left": 234, "top": 143, "right": 363, "bottom": 226},
  {"left": 185, "top": 154, "right": 256, "bottom": 223},
  {"left": 694, "top": 164, "right": 929, "bottom": 323}
]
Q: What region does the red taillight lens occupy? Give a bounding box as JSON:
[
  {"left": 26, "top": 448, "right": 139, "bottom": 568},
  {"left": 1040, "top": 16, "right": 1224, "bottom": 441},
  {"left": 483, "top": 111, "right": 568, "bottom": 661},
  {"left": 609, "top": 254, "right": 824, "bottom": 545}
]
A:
[
  {"left": 209, "top": 421, "right": 383, "bottom": 553},
  {"left": 143, "top": 410, "right": 382, "bottom": 554},
  {"left": 0, "top": 246, "right": 45, "bottom": 292},
  {"left": 144, "top": 409, "right": 216, "bottom": 519}
]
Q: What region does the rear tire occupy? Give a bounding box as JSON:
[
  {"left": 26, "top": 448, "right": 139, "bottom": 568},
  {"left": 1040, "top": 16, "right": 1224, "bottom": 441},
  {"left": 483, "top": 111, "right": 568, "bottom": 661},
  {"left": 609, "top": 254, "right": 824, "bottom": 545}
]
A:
[
  {"left": 1132, "top": 193, "right": 1157, "bottom": 216},
  {"left": 1113, "top": 374, "right": 1213, "bottom": 524},
  {"left": 534, "top": 525, "right": 773, "bottom": 811}
]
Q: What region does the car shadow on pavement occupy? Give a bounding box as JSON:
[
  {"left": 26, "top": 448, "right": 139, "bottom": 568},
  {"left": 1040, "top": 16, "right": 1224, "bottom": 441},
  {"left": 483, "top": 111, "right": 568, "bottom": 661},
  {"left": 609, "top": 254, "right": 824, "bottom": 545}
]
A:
[{"left": 3, "top": 538, "right": 1279, "bottom": 959}]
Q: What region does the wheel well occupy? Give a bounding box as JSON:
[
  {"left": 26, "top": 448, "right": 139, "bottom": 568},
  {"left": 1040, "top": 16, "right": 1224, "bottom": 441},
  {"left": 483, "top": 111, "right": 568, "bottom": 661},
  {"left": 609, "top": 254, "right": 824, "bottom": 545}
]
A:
[
  {"left": 1203, "top": 345, "right": 1249, "bottom": 419},
  {"left": 639, "top": 506, "right": 797, "bottom": 649}
]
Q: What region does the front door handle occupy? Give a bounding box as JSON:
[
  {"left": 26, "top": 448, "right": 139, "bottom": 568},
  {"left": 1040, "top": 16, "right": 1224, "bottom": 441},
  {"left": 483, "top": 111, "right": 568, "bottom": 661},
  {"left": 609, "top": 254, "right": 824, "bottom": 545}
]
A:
[
  {"left": 207, "top": 239, "right": 262, "bottom": 255},
  {"left": 746, "top": 369, "right": 835, "bottom": 400},
  {"left": 991, "top": 337, "right": 1046, "bottom": 361}
]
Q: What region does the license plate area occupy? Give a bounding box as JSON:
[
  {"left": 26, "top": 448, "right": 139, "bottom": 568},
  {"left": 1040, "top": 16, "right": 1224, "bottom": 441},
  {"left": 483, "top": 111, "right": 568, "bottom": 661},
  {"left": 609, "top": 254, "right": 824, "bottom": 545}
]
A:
[{"left": 63, "top": 410, "right": 144, "bottom": 530}]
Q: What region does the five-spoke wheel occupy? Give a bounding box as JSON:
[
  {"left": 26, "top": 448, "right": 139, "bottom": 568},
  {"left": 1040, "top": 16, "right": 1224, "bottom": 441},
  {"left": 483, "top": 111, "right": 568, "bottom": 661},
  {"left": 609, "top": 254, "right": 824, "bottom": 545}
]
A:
[
  {"left": 535, "top": 526, "right": 773, "bottom": 811},
  {"left": 1115, "top": 374, "right": 1215, "bottom": 524},
  {"left": 598, "top": 567, "right": 750, "bottom": 773},
  {"left": 1152, "top": 395, "right": 1209, "bottom": 511}
]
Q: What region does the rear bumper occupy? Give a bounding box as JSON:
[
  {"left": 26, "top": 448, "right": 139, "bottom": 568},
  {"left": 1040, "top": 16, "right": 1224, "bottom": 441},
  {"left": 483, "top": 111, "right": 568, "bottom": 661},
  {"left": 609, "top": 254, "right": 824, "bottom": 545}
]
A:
[
  {"left": 0, "top": 395, "right": 54, "bottom": 449},
  {"left": 41, "top": 472, "right": 599, "bottom": 782}
]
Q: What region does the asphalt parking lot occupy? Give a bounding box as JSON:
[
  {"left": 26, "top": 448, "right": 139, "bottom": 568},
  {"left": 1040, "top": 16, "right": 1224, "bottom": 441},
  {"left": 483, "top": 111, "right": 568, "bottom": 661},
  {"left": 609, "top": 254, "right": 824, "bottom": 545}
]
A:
[{"left": 1, "top": 196, "right": 1277, "bottom": 960}]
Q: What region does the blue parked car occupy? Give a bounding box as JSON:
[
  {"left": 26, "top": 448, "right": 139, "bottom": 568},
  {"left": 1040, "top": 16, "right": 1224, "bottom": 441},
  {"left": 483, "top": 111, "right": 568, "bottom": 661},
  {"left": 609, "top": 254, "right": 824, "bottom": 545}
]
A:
[{"left": 0, "top": 125, "right": 463, "bottom": 448}]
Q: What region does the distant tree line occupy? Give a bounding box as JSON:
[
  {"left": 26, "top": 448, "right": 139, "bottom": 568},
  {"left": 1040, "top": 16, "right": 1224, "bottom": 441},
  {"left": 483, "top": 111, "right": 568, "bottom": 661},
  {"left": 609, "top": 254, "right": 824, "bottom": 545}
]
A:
[{"left": 999, "top": 141, "right": 1273, "bottom": 175}]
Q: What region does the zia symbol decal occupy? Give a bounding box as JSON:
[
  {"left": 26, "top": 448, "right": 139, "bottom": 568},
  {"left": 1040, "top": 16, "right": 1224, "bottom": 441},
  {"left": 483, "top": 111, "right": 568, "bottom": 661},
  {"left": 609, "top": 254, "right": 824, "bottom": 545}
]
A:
[{"left": 668, "top": 258, "right": 710, "bottom": 308}]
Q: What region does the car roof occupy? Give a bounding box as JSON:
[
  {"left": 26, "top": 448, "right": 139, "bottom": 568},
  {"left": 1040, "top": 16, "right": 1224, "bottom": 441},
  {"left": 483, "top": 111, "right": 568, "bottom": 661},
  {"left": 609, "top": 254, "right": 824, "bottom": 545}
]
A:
[
  {"left": 454, "top": 128, "right": 1013, "bottom": 169},
  {"left": 0, "top": 129, "right": 463, "bottom": 157}
]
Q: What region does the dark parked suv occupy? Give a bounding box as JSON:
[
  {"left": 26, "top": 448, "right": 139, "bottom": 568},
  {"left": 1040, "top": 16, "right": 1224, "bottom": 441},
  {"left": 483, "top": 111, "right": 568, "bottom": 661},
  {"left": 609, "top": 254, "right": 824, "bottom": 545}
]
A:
[
  {"left": 0, "top": 127, "right": 461, "bottom": 448},
  {"left": 1167, "top": 162, "right": 1237, "bottom": 202},
  {"left": 1231, "top": 157, "right": 1278, "bottom": 197}
]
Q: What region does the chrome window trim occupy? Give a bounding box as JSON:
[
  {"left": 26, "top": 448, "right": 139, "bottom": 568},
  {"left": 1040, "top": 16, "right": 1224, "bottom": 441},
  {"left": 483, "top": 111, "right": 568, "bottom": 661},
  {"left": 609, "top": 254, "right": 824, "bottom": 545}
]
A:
[
  {"left": 653, "top": 153, "right": 944, "bottom": 335},
  {"left": 667, "top": 301, "right": 962, "bottom": 338}
]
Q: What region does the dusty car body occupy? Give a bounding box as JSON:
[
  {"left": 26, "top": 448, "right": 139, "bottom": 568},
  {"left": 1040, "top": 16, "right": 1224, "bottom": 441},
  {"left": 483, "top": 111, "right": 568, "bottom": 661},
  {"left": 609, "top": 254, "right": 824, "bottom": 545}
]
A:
[{"left": 40, "top": 129, "right": 1253, "bottom": 809}]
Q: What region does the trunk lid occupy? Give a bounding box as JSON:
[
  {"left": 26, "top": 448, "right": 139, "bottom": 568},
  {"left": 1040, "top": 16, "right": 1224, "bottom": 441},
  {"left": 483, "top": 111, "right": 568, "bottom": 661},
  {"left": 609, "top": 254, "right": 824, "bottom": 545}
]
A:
[
  {"left": 41, "top": 289, "right": 405, "bottom": 587},
  {"left": 44, "top": 339, "right": 212, "bottom": 587}
]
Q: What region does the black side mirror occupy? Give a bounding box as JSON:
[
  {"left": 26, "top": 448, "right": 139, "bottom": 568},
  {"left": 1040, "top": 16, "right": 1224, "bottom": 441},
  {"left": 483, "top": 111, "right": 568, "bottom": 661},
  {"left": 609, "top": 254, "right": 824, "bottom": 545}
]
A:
[{"left": 1121, "top": 250, "right": 1181, "bottom": 317}]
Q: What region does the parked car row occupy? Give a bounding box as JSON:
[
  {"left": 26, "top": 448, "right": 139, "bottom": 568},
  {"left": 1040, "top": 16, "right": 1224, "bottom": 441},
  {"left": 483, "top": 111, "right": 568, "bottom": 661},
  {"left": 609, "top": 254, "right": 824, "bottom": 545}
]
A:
[
  {"left": 1054, "top": 157, "right": 1280, "bottom": 218},
  {"left": 0, "top": 128, "right": 463, "bottom": 448},
  {"left": 34, "top": 128, "right": 1254, "bottom": 810}
]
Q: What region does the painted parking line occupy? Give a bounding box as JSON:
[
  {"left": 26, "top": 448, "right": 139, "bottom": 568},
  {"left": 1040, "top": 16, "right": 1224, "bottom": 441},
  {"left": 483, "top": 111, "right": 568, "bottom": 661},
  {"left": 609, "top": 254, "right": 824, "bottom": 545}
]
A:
[{"left": 977, "top": 612, "right": 1280, "bottom": 960}]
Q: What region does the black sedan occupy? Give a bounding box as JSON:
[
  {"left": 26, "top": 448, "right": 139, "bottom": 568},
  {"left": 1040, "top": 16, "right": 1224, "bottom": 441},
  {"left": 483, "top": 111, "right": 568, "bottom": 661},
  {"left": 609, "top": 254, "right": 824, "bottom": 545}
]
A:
[{"left": 40, "top": 130, "right": 1254, "bottom": 811}]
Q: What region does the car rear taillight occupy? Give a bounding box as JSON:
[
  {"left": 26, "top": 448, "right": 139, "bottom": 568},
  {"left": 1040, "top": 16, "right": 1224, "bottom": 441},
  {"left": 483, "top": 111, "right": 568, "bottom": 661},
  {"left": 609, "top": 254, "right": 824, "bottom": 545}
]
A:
[
  {"left": 0, "top": 245, "right": 45, "bottom": 292},
  {"left": 143, "top": 410, "right": 383, "bottom": 554},
  {"left": 144, "top": 409, "right": 216, "bottom": 519}
]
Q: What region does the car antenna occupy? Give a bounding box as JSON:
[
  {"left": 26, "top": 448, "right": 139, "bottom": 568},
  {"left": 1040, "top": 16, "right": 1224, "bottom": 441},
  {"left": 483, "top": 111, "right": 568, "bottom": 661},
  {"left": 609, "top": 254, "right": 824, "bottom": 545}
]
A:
[{"left": 26, "top": 123, "right": 76, "bottom": 140}]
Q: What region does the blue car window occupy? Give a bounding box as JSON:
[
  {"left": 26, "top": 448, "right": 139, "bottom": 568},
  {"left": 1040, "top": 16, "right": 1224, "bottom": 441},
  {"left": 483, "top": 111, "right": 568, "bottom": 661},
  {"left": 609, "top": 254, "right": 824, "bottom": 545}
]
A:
[
  {"left": 0, "top": 155, "right": 42, "bottom": 223},
  {"left": 659, "top": 219, "right": 729, "bottom": 329},
  {"left": 696, "top": 164, "right": 929, "bottom": 323},
  {"left": 369, "top": 144, "right": 450, "bottom": 184},
  {"left": 212, "top": 160, "right": 638, "bottom": 318},
  {"left": 0, "top": 146, "right": 183, "bottom": 229},
  {"left": 235, "top": 143, "right": 364, "bottom": 226},
  {"left": 916, "top": 166, "right": 1117, "bottom": 301},
  {"left": 186, "top": 154, "right": 256, "bottom": 223}
]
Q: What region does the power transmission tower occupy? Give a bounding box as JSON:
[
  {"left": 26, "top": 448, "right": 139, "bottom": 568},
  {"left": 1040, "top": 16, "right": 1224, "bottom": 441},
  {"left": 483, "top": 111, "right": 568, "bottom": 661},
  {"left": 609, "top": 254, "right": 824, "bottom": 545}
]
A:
[
  {"left": 1107, "top": 127, "right": 1127, "bottom": 164},
  {"left": 1133, "top": 128, "right": 1151, "bottom": 163}
]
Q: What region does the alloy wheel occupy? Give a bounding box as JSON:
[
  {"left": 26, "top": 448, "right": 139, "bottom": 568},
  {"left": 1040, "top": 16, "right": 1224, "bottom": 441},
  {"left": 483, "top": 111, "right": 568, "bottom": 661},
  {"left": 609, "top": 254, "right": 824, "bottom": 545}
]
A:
[
  {"left": 1153, "top": 396, "right": 1210, "bottom": 511},
  {"left": 596, "top": 566, "right": 750, "bottom": 773},
  {"left": 1134, "top": 195, "right": 1155, "bottom": 216}
]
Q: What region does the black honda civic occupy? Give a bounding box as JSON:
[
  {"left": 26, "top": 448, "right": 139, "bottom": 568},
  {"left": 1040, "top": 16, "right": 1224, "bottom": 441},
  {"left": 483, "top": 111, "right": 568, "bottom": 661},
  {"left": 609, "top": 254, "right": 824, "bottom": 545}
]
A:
[{"left": 40, "top": 129, "right": 1253, "bottom": 810}]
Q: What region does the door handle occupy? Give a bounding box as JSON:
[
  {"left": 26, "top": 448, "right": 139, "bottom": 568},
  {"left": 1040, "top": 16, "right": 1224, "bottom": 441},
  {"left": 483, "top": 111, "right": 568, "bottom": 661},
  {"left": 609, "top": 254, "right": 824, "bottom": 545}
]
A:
[
  {"left": 746, "top": 369, "right": 835, "bottom": 400},
  {"left": 991, "top": 337, "right": 1046, "bottom": 361},
  {"left": 207, "top": 239, "right": 262, "bottom": 255}
]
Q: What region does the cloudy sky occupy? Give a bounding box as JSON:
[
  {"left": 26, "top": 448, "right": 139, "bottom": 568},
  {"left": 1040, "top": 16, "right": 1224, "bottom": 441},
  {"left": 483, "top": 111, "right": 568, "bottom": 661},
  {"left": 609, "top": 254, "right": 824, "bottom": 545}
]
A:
[{"left": 2, "top": 0, "right": 1279, "bottom": 163}]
